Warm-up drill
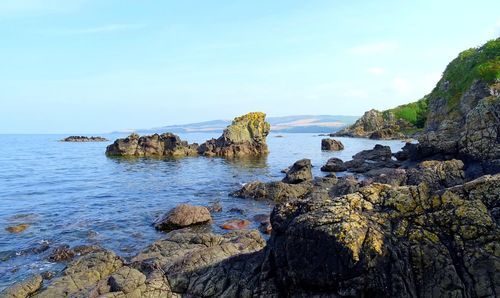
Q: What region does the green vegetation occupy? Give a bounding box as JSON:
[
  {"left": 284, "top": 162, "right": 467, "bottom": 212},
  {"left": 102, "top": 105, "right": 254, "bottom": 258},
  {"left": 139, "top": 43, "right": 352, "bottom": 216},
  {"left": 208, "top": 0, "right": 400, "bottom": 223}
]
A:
[
  {"left": 385, "top": 97, "right": 429, "bottom": 128},
  {"left": 431, "top": 38, "right": 500, "bottom": 108}
]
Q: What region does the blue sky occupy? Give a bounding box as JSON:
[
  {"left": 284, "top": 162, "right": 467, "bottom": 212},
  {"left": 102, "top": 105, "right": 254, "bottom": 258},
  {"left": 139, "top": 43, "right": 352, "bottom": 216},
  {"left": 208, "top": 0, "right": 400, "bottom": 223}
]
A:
[{"left": 1, "top": 0, "right": 499, "bottom": 133}]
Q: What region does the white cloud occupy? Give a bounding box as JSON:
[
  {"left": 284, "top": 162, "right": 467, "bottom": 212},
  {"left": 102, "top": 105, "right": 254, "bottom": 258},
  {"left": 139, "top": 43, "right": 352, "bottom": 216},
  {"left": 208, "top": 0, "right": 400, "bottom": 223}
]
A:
[
  {"left": 367, "top": 67, "right": 385, "bottom": 75},
  {"left": 392, "top": 77, "right": 412, "bottom": 94},
  {"left": 350, "top": 41, "right": 398, "bottom": 55}
]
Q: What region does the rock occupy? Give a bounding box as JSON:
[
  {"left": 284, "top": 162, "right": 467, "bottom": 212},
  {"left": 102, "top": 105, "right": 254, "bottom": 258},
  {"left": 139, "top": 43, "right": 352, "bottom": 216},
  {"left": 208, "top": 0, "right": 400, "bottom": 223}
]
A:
[
  {"left": 33, "top": 250, "right": 124, "bottom": 298},
  {"left": 108, "top": 266, "right": 146, "bottom": 294},
  {"left": 220, "top": 219, "right": 251, "bottom": 230},
  {"left": 253, "top": 214, "right": 270, "bottom": 224},
  {"left": 5, "top": 224, "right": 30, "bottom": 234},
  {"left": 48, "top": 244, "right": 75, "bottom": 262},
  {"left": 334, "top": 109, "right": 410, "bottom": 139},
  {"left": 230, "top": 180, "right": 312, "bottom": 202},
  {"left": 207, "top": 201, "right": 223, "bottom": 213},
  {"left": 344, "top": 144, "right": 400, "bottom": 173},
  {"left": 321, "top": 138, "right": 344, "bottom": 151},
  {"left": 61, "top": 136, "right": 108, "bottom": 142},
  {"left": 153, "top": 204, "right": 212, "bottom": 231},
  {"left": 41, "top": 271, "right": 55, "bottom": 280},
  {"left": 259, "top": 222, "right": 272, "bottom": 234},
  {"left": 406, "top": 159, "right": 465, "bottom": 189},
  {"left": 198, "top": 112, "right": 271, "bottom": 157},
  {"left": 320, "top": 157, "right": 346, "bottom": 172},
  {"left": 229, "top": 207, "right": 246, "bottom": 214},
  {"left": 282, "top": 159, "right": 313, "bottom": 184},
  {"left": 0, "top": 275, "right": 43, "bottom": 298},
  {"left": 105, "top": 132, "right": 199, "bottom": 157}
]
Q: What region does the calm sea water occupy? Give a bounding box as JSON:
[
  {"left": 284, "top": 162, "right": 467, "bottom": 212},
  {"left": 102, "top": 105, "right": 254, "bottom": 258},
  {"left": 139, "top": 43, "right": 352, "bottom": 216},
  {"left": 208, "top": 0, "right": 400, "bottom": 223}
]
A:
[{"left": 0, "top": 132, "right": 405, "bottom": 288}]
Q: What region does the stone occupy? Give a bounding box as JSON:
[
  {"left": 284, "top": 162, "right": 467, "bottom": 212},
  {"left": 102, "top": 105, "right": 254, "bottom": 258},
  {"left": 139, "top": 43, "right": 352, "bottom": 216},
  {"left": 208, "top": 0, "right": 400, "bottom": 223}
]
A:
[
  {"left": 108, "top": 266, "right": 146, "bottom": 294},
  {"left": 207, "top": 201, "right": 223, "bottom": 213},
  {"left": 321, "top": 138, "right": 344, "bottom": 151},
  {"left": 153, "top": 204, "right": 212, "bottom": 231},
  {"left": 105, "top": 132, "right": 199, "bottom": 157},
  {"left": 230, "top": 180, "right": 312, "bottom": 202},
  {"left": 282, "top": 159, "right": 313, "bottom": 184},
  {"left": 406, "top": 159, "right": 465, "bottom": 190},
  {"left": 320, "top": 157, "right": 346, "bottom": 172},
  {"left": 198, "top": 112, "right": 271, "bottom": 157},
  {"left": 344, "top": 144, "right": 400, "bottom": 173},
  {"left": 5, "top": 224, "right": 29, "bottom": 234},
  {"left": 220, "top": 219, "right": 251, "bottom": 230},
  {"left": 48, "top": 244, "right": 75, "bottom": 262}
]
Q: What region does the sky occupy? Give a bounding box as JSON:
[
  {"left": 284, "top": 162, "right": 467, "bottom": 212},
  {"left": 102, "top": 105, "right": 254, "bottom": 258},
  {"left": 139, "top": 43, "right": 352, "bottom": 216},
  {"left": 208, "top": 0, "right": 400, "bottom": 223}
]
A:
[{"left": 1, "top": 0, "right": 499, "bottom": 133}]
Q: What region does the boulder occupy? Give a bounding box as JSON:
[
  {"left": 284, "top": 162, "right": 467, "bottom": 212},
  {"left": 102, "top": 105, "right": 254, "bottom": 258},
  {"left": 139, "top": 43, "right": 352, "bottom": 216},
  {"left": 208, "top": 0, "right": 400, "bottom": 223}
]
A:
[
  {"left": 153, "top": 204, "right": 212, "bottom": 231},
  {"left": 221, "top": 219, "right": 251, "bottom": 230},
  {"left": 345, "top": 144, "right": 400, "bottom": 173},
  {"left": 47, "top": 244, "right": 75, "bottom": 262},
  {"left": 406, "top": 159, "right": 465, "bottom": 189},
  {"left": 105, "top": 133, "right": 199, "bottom": 157},
  {"left": 321, "top": 138, "right": 344, "bottom": 151},
  {"left": 198, "top": 112, "right": 271, "bottom": 157},
  {"left": 230, "top": 180, "right": 312, "bottom": 202},
  {"left": 320, "top": 157, "right": 346, "bottom": 172},
  {"left": 282, "top": 159, "right": 313, "bottom": 184}
]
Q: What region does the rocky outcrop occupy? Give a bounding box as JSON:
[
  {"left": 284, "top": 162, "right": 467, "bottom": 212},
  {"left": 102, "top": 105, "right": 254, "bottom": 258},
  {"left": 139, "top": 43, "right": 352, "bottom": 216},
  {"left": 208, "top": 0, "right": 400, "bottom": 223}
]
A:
[
  {"left": 321, "top": 138, "right": 344, "bottom": 151},
  {"left": 334, "top": 109, "right": 411, "bottom": 139},
  {"left": 153, "top": 204, "right": 212, "bottom": 231},
  {"left": 0, "top": 275, "right": 43, "bottom": 298},
  {"left": 105, "top": 133, "right": 199, "bottom": 157},
  {"left": 60, "top": 136, "right": 108, "bottom": 142},
  {"left": 231, "top": 180, "right": 312, "bottom": 202},
  {"left": 344, "top": 144, "right": 400, "bottom": 173},
  {"left": 198, "top": 112, "right": 271, "bottom": 157}
]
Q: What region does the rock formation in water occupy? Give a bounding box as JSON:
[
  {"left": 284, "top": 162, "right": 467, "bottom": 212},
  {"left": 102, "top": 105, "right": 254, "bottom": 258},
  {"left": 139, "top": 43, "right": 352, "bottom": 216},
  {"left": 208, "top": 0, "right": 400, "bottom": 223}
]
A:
[
  {"left": 105, "top": 112, "right": 271, "bottom": 158},
  {"left": 198, "top": 112, "right": 271, "bottom": 157},
  {"left": 105, "top": 133, "right": 199, "bottom": 157},
  {"left": 321, "top": 138, "right": 344, "bottom": 150},
  {"left": 61, "top": 136, "right": 108, "bottom": 142},
  {"left": 153, "top": 204, "right": 212, "bottom": 231}
]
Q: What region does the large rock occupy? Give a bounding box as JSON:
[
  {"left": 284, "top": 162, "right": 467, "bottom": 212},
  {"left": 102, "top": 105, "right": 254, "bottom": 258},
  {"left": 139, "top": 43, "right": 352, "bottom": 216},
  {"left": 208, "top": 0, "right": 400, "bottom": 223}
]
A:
[
  {"left": 321, "top": 138, "right": 344, "bottom": 151},
  {"left": 198, "top": 112, "right": 271, "bottom": 157},
  {"left": 321, "top": 157, "right": 346, "bottom": 172},
  {"left": 230, "top": 180, "right": 312, "bottom": 202},
  {"left": 344, "top": 144, "right": 400, "bottom": 173},
  {"left": 334, "top": 109, "right": 410, "bottom": 139},
  {"left": 282, "top": 159, "right": 313, "bottom": 184},
  {"left": 153, "top": 204, "right": 212, "bottom": 231},
  {"left": 105, "top": 133, "right": 199, "bottom": 157}
]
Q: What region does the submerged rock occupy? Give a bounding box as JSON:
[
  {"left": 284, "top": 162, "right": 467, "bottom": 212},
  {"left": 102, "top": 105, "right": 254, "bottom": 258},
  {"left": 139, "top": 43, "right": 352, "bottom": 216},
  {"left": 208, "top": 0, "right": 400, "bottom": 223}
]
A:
[
  {"left": 321, "top": 138, "right": 344, "bottom": 151},
  {"left": 105, "top": 132, "right": 199, "bottom": 157},
  {"left": 154, "top": 204, "right": 212, "bottom": 231},
  {"left": 221, "top": 219, "right": 251, "bottom": 230},
  {"left": 198, "top": 112, "right": 271, "bottom": 157},
  {"left": 60, "top": 136, "right": 108, "bottom": 142},
  {"left": 5, "top": 224, "right": 30, "bottom": 234}
]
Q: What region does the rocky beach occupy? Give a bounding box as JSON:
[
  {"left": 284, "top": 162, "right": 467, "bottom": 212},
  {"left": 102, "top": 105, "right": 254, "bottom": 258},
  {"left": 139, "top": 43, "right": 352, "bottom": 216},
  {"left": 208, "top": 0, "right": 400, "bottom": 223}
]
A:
[{"left": 1, "top": 37, "right": 499, "bottom": 298}]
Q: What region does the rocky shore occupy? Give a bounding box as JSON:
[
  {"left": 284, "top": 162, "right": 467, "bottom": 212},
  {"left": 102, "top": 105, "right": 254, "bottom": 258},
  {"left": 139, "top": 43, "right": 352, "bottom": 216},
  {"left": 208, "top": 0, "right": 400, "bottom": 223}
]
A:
[
  {"left": 105, "top": 112, "right": 270, "bottom": 158},
  {"left": 2, "top": 39, "right": 498, "bottom": 297},
  {"left": 60, "top": 136, "right": 108, "bottom": 142}
]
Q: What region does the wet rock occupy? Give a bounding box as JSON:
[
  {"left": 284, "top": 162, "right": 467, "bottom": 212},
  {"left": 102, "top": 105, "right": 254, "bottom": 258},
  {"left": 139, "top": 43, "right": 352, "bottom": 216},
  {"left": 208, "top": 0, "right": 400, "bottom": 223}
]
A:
[
  {"left": 41, "top": 271, "right": 55, "bottom": 280},
  {"left": 105, "top": 132, "right": 199, "bottom": 157},
  {"left": 320, "top": 157, "right": 346, "bottom": 172},
  {"left": 48, "top": 244, "right": 75, "bottom": 262},
  {"left": 0, "top": 275, "right": 42, "bottom": 298},
  {"left": 207, "top": 201, "right": 222, "bottom": 213},
  {"left": 221, "top": 219, "right": 251, "bottom": 230},
  {"left": 253, "top": 214, "right": 270, "bottom": 224},
  {"left": 198, "top": 112, "right": 271, "bottom": 157},
  {"left": 153, "top": 204, "right": 212, "bottom": 231},
  {"left": 5, "top": 224, "right": 30, "bottom": 234},
  {"left": 61, "top": 136, "right": 108, "bottom": 142},
  {"left": 229, "top": 207, "right": 246, "bottom": 214},
  {"left": 259, "top": 222, "right": 272, "bottom": 234},
  {"left": 282, "top": 159, "right": 313, "bottom": 184},
  {"left": 231, "top": 180, "right": 312, "bottom": 202},
  {"left": 321, "top": 138, "right": 344, "bottom": 151}
]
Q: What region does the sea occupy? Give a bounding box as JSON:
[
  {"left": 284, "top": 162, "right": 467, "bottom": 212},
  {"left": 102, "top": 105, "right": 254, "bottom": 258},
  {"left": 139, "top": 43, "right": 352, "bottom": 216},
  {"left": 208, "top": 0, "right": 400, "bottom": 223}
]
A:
[{"left": 0, "top": 132, "right": 405, "bottom": 289}]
